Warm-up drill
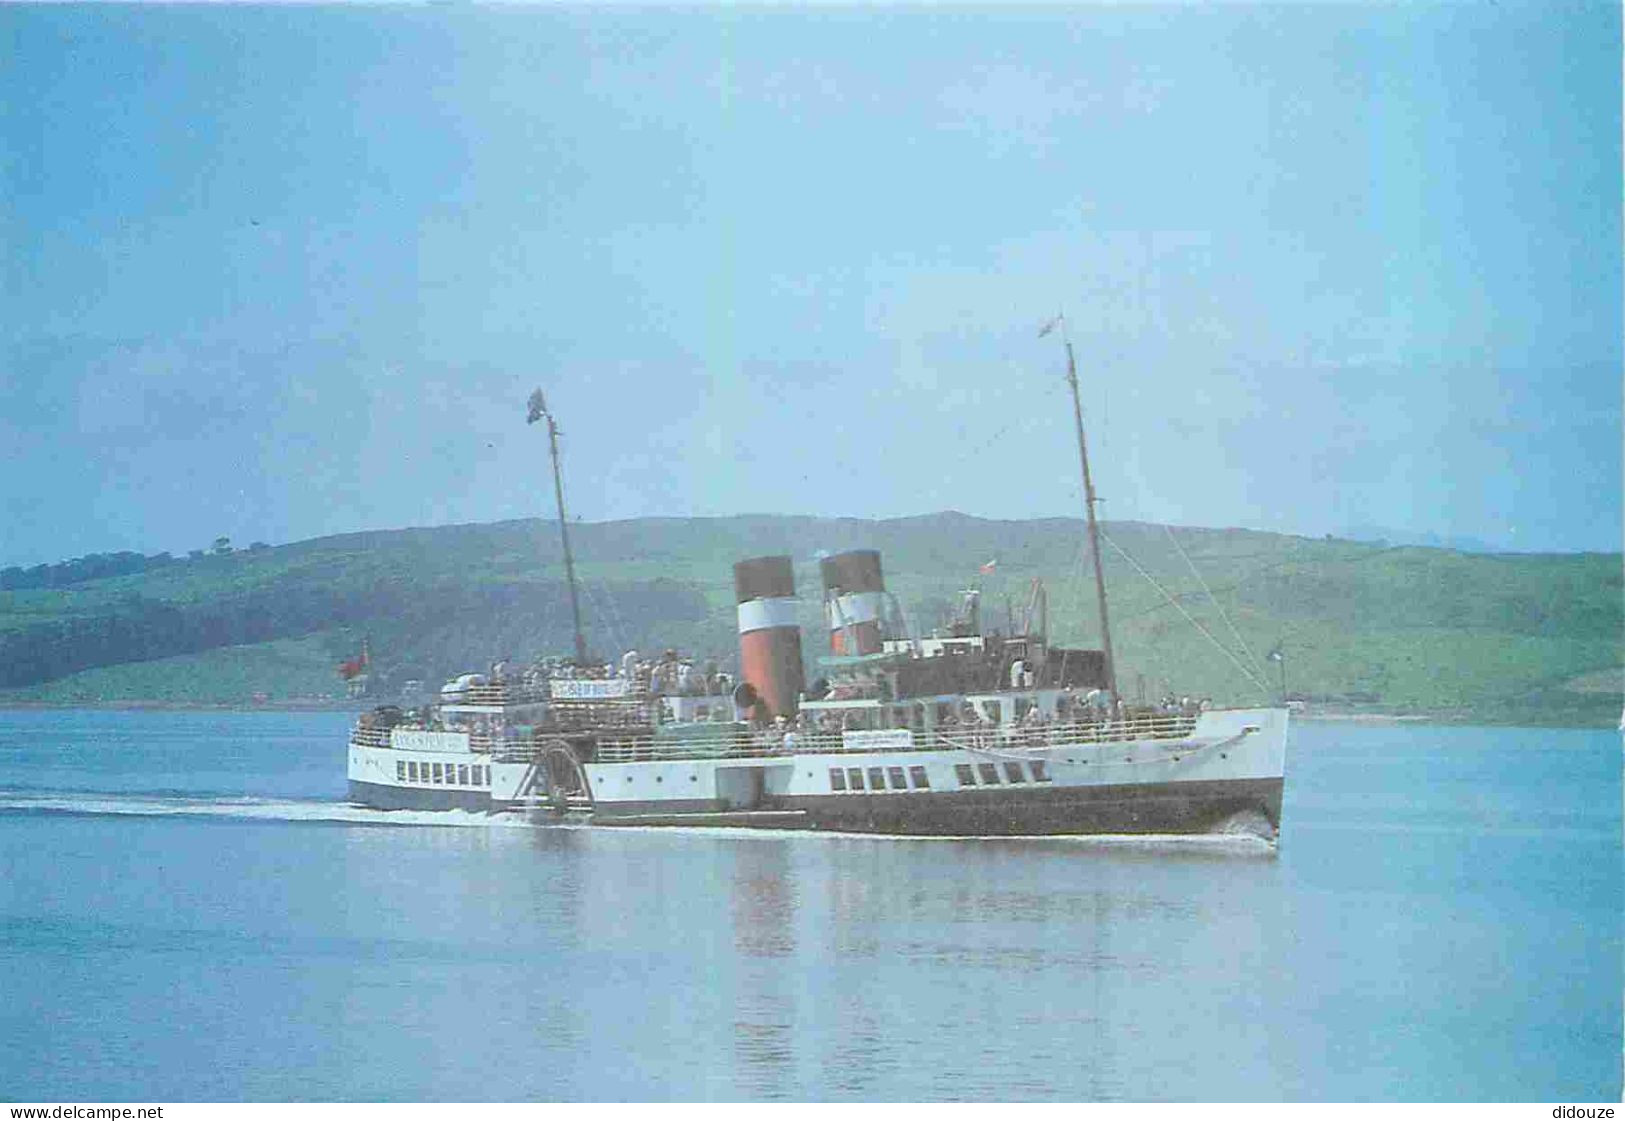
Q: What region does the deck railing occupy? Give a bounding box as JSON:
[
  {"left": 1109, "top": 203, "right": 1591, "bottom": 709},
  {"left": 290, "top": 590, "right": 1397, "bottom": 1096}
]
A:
[
  {"left": 348, "top": 726, "right": 393, "bottom": 750},
  {"left": 437, "top": 681, "right": 734, "bottom": 708},
  {"left": 438, "top": 683, "right": 555, "bottom": 707},
  {"left": 591, "top": 715, "right": 1200, "bottom": 764},
  {"left": 355, "top": 714, "right": 1202, "bottom": 763}
]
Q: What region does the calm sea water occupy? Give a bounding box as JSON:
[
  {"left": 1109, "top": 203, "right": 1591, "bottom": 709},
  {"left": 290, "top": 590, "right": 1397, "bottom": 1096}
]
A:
[{"left": 0, "top": 709, "right": 1617, "bottom": 1102}]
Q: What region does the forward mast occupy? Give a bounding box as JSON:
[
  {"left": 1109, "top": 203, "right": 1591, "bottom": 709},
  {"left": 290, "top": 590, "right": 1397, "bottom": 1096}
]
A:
[{"left": 528, "top": 388, "right": 589, "bottom": 666}]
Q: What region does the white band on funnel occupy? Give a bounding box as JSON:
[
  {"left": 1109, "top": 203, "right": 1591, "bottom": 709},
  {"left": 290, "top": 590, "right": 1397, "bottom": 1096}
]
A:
[
  {"left": 828, "top": 590, "right": 884, "bottom": 628},
  {"left": 737, "top": 596, "right": 800, "bottom": 634}
]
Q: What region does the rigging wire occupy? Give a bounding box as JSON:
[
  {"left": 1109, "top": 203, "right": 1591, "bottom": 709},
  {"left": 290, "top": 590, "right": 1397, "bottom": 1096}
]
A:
[
  {"left": 952, "top": 388, "right": 1065, "bottom": 466},
  {"left": 1100, "top": 529, "right": 1272, "bottom": 702},
  {"left": 1163, "top": 524, "right": 1272, "bottom": 688},
  {"left": 1064, "top": 534, "right": 1093, "bottom": 645},
  {"left": 1064, "top": 528, "right": 1177, "bottom": 702},
  {"left": 1129, "top": 615, "right": 1183, "bottom": 704},
  {"left": 576, "top": 578, "right": 628, "bottom": 663},
  {"left": 929, "top": 353, "right": 1070, "bottom": 495},
  {"left": 594, "top": 578, "right": 634, "bottom": 656},
  {"left": 1115, "top": 536, "right": 1404, "bottom": 624}
]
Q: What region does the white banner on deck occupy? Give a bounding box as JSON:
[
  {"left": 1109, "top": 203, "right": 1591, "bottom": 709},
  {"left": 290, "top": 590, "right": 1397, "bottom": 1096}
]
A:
[
  {"left": 387, "top": 729, "right": 469, "bottom": 753},
  {"left": 841, "top": 728, "right": 913, "bottom": 750},
  {"left": 549, "top": 678, "right": 631, "bottom": 700}
]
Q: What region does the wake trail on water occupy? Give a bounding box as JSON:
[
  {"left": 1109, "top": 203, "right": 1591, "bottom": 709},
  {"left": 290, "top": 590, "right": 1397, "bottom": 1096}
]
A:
[{"left": 0, "top": 790, "right": 535, "bottom": 829}]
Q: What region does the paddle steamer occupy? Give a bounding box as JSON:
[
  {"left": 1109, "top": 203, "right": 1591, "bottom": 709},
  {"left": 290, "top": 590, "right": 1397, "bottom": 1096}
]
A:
[{"left": 346, "top": 329, "right": 1288, "bottom": 836}]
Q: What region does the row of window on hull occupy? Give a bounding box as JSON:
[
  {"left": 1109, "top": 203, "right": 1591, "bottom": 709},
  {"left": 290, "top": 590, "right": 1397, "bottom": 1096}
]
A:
[
  {"left": 826, "top": 760, "right": 1051, "bottom": 793},
  {"left": 396, "top": 760, "right": 488, "bottom": 787},
  {"left": 830, "top": 764, "right": 926, "bottom": 792},
  {"left": 959, "top": 760, "right": 1049, "bottom": 786}
]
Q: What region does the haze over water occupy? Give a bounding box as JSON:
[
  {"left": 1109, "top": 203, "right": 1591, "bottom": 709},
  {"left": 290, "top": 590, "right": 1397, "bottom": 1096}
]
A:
[{"left": 0, "top": 710, "right": 1618, "bottom": 1101}]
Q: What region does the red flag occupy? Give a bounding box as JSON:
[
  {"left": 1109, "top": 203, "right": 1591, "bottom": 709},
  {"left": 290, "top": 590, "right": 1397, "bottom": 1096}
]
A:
[{"left": 338, "top": 639, "right": 370, "bottom": 680}]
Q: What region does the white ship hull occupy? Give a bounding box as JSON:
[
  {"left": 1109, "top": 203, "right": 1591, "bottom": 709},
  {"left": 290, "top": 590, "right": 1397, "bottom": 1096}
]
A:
[{"left": 348, "top": 706, "right": 1287, "bottom": 837}]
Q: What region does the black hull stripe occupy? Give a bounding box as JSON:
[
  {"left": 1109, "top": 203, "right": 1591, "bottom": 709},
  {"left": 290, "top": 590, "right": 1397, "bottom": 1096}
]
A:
[
  {"left": 590, "top": 778, "right": 1283, "bottom": 836},
  {"left": 587, "top": 797, "right": 730, "bottom": 815},
  {"left": 349, "top": 777, "right": 1282, "bottom": 835}
]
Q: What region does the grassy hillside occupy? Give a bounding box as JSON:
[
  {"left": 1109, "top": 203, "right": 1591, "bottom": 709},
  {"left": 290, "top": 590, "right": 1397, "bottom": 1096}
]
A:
[{"left": 1, "top": 513, "right": 1618, "bottom": 726}]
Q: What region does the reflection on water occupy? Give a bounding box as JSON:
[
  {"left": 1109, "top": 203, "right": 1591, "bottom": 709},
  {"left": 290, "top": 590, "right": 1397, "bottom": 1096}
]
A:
[
  {"left": 732, "top": 842, "right": 797, "bottom": 959},
  {"left": 0, "top": 712, "right": 1619, "bottom": 1100},
  {"left": 729, "top": 843, "right": 797, "bottom": 1097}
]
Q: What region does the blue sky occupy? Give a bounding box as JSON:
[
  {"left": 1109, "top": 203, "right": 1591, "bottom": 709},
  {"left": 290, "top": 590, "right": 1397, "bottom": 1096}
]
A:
[{"left": 2, "top": 2, "right": 1619, "bottom": 566}]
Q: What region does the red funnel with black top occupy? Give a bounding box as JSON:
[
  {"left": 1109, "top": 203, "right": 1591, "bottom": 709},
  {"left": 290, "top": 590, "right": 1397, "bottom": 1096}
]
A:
[
  {"left": 820, "top": 549, "right": 887, "bottom": 656},
  {"left": 733, "top": 555, "right": 806, "bottom": 719}
]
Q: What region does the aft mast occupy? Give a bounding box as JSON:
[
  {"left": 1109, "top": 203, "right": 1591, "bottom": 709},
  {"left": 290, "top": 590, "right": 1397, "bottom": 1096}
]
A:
[
  {"left": 1053, "top": 316, "right": 1119, "bottom": 703},
  {"left": 527, "top": 388, "right": 589, "bottom": 666}
]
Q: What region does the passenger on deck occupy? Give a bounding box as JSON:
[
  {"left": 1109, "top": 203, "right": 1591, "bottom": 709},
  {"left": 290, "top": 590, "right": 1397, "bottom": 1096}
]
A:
[{"left": 650, "top": 650, "right": 679, "bottom": 695}]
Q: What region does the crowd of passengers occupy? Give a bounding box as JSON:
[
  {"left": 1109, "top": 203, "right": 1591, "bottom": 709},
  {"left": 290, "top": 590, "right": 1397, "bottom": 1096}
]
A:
[
  {"left": 758, "top": 690, "right": 1209, "bottom": 751},
  {"left": 375, "top": 647, "right": 1211, "bottom": 748},
  {"left": 372, "top": 650, "right": 736, "bottom": 741},
  {"left": 507, "top": 650, "right": 736, "bottom": 698},
  {"left": 431, "top": 649, "right": 737, "bottom": 701}
]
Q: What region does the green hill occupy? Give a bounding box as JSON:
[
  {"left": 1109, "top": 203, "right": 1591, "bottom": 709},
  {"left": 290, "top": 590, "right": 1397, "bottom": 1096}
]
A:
[{"left": 1, "top": 513, "right": 1618, "bottom": 726}]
